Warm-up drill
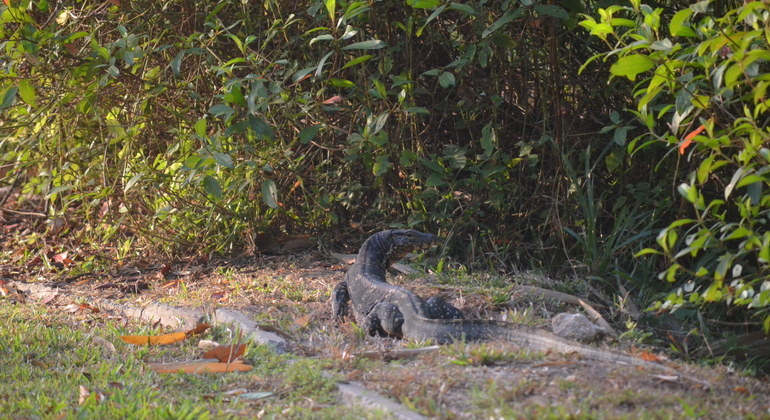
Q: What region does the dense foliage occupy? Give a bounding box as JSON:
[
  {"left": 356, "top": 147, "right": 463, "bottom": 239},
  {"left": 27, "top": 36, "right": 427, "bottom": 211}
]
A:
[
  {"left": 1, "top": 0, "right": 637, "bottom": 267},
  {"left": 2, "top": 0, "right": 767, "bottom": 336},
  {"left": 582, "top": 0, "right": 770, "bottom": 331}
]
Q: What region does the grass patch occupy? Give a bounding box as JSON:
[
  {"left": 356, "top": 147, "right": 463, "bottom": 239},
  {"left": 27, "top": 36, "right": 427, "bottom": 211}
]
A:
[{"left": 0, "top": 303, "right": 387, "bottom": 419}]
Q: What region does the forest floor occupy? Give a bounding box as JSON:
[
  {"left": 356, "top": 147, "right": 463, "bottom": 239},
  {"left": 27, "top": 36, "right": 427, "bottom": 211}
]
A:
[{"left": 2, "top": 249, "right": 769, "bottom": 419}]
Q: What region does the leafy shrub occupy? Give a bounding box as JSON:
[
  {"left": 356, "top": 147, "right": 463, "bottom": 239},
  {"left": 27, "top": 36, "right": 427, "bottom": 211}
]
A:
[
  {"left": 581, "top": 0, "right": 770, "bottom": 331},
  {"left": 0, "top": 0, "right": 651, "bottom": 290}
]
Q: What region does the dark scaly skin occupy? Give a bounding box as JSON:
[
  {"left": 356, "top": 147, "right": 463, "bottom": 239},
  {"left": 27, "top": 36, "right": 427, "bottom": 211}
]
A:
[
  {"left": 332, "top": 230, "right": 712, "bottom": 386},
  {"left": 332, "top": 229, "right": 462, "bottom": 337}
]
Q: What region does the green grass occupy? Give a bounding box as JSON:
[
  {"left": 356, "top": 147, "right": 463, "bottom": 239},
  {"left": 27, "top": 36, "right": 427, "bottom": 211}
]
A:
[{"left": 0, "top": 303, "right": 387, "bottom": 420}]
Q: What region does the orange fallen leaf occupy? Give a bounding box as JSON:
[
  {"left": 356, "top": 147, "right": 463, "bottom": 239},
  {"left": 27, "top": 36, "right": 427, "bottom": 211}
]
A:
[
  {"left": 639, "top": 351, "right": 662, "bottom": 362},
  {"left": 188, "top": 323, "right": 212, "bottom": 336},
  {"left": 734, "top": 386, "right": 750, "bottom": 394},
  {"left": 120, "top": 323, "right": 210, "bottom": 345},
  {"left": 148, "top": 360, "right": 252, "bottom": 373},
  {"left": 121, "top": 331, "right": 187, "bottom": 345},
  {"left": 292, "top": 312, "right": 314, "bottom": 330},
  {"left": 680, "top": 124, "right": 706, "bottom": 154},
  {"left": 203, "top": 344, "right": 248, "bottom": 363}
]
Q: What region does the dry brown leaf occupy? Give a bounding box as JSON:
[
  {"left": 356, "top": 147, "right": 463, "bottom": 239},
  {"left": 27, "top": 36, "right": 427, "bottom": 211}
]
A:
[
  {"left": 203, "top": 344, "right": 247, "bottom": 363},
  {"left": 734, "top": 386, "right": 750, "bottom": 394},
  {"left": 98, "top": 200, "right": 110, "bottom": 218},
  {"left": 78, "top": 385, "right": 105, "bottom": 405},
  {"left": 41, "top": 292, "right": 58, "bottom": 305},
  {"left": 92, "top": 336, "right": 117, "bottom": 354},
  {"left": 74, "top": 278, "right": 91, "bottom": 286},
  {"left": 188, "top": 323, "right": 212, "bottom": 336},
  {"left": 31, "top": 360, "right": 48, "bottom": 369},
  {"left": 292, "top": 311, "right": 315, "bottom": 330},
  {"left": 159, "top": 263, "right": 172, "bottom": 277},
  {"left": 148, "top": 360, "right": 252, "bottom": 373}
]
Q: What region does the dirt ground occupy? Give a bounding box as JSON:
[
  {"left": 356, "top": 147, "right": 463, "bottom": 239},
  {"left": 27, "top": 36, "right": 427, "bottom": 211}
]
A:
[{"left": 3, "top": 249, "right": 770, "bottom": 420}]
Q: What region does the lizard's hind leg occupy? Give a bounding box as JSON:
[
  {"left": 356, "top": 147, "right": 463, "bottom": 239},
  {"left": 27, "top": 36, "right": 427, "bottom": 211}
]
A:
[{"left": 426, "top": 296, "right": 464, "bottom": 320}]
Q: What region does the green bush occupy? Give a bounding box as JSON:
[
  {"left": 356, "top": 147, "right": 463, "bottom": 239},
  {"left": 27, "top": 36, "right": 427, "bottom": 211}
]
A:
[
  {"left": 581, "top": 0, "right": 770, "bottom": 331},
  {"left": 1, "top": 0, "right": 667, "bottom": 301}
]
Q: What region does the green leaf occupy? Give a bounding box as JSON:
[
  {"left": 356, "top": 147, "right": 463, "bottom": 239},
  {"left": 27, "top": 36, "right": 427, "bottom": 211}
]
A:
[
  {"left": 482, "top": 7, "right": 525, "bottom": 38},
  {"left": 342, "top": 40, "right": 387, "bottom": 50},
  {"left": 613, "top": 126, "right": 629, "bottom": 146},
  {"left": 605, "top": 150, "right": 622, "bottom": 173},
  {"left": 425, "top": 172, "right": 447, "bottom": 187},
  {"left": 18, "top": 79, "right": 36, "bottom": 107},
  {"left": 124, "top": 173, "right": 143, "bottom": 192},
  {"left": 212, "top": 152, "right": 234, "bottom": 169},
  {"left": 481, "top": 124, "right": 496, "bottom": 156},
  {"left": 208, "top": 104, "right": 234, "bottom": 118},
  {"left": 635, "top": 248, "right": 662, "bottom": 257},
  {"left": 737, "top": 174, "right": 765, "bottom": 188},
  {"left": 194, "top": 118, "right": 207, "bottom": 138},
  {"left": 325, "top": 0, "right": 336, "bottom": 22},
  {"left": 438, "top": 72, "right": 456, "bottom": 88},
  {"left": 443, "top": 145, "right": 467, "bottom": 170},
  {"left": 315, "top": 51, "right": 334, "bottom": 78},
  {"left": 450, "top": 3, "right": 475, "bottom": 14},
  {"left": 171, "top": 51, "right": 185, "bottom": 78},
  {"left": 262, "top": 179, "right": 279, "bottom": 209},
  {"left": 725, "top": 167, "right": 745, "bottom": 199},
  {"left": 341, "top": 55, "right": 372, "bottom": 69},
  {"left": 669, "top": 8, "right": 695, "bottom": 37},
  {"left": 309, "top": 34, "right": 335, "bottom": 45},
  {"left": 249, "top": 114, "right": 274, "bottom": 140},
  {"left": 534, "top": 5, "right": 568, "bottom": 19},
  {"left": 402, "top": 107, "right": 430, "bottom": 114},
  {"left": 203, "top": 176, "right": 222, "bottom": 199},
  {"left": 1, "top": 86, "right": 18, "bottom": 109},
  {"left": 46, "top": 185, "right": 76, "bottom": 199},
  {"left": 610, "top": 55, "right": 654, "bottom": 81},
  {"left": 408, "top": 0, "right": 439, "bottom": 8},
  {"left": 373, "top": 155, "right": 391, "bottom": 177},
  {"left": 329, "top": 78, "right": 355, "bottom": 88},
  {"left": 293, "top": 67, "right": 317, "bottom": 83},
  {"left": 298, "top": 124, "right": 322, "bottom": 144}
]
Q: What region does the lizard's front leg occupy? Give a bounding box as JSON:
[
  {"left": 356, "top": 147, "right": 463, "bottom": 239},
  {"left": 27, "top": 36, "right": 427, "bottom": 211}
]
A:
[
  {"left": 332, "top": 281, "right": 350, "bottom": 321},
  {"left": 365, "top": 302, "right": 405, "bottom": 337}
]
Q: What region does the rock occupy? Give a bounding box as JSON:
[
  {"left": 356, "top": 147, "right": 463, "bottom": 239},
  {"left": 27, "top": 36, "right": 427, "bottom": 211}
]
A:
[
  {"left": 214, "top": 308, "right": 288, "bottom": 354},
  {"left": 551, "top": 313, "right": 606, "bottom": 342}
]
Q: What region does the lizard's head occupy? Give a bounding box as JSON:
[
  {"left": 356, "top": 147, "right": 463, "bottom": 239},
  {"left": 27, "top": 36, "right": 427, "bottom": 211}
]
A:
[{"left": 381, "top": 229, "right": 440, "bottom": 264}]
